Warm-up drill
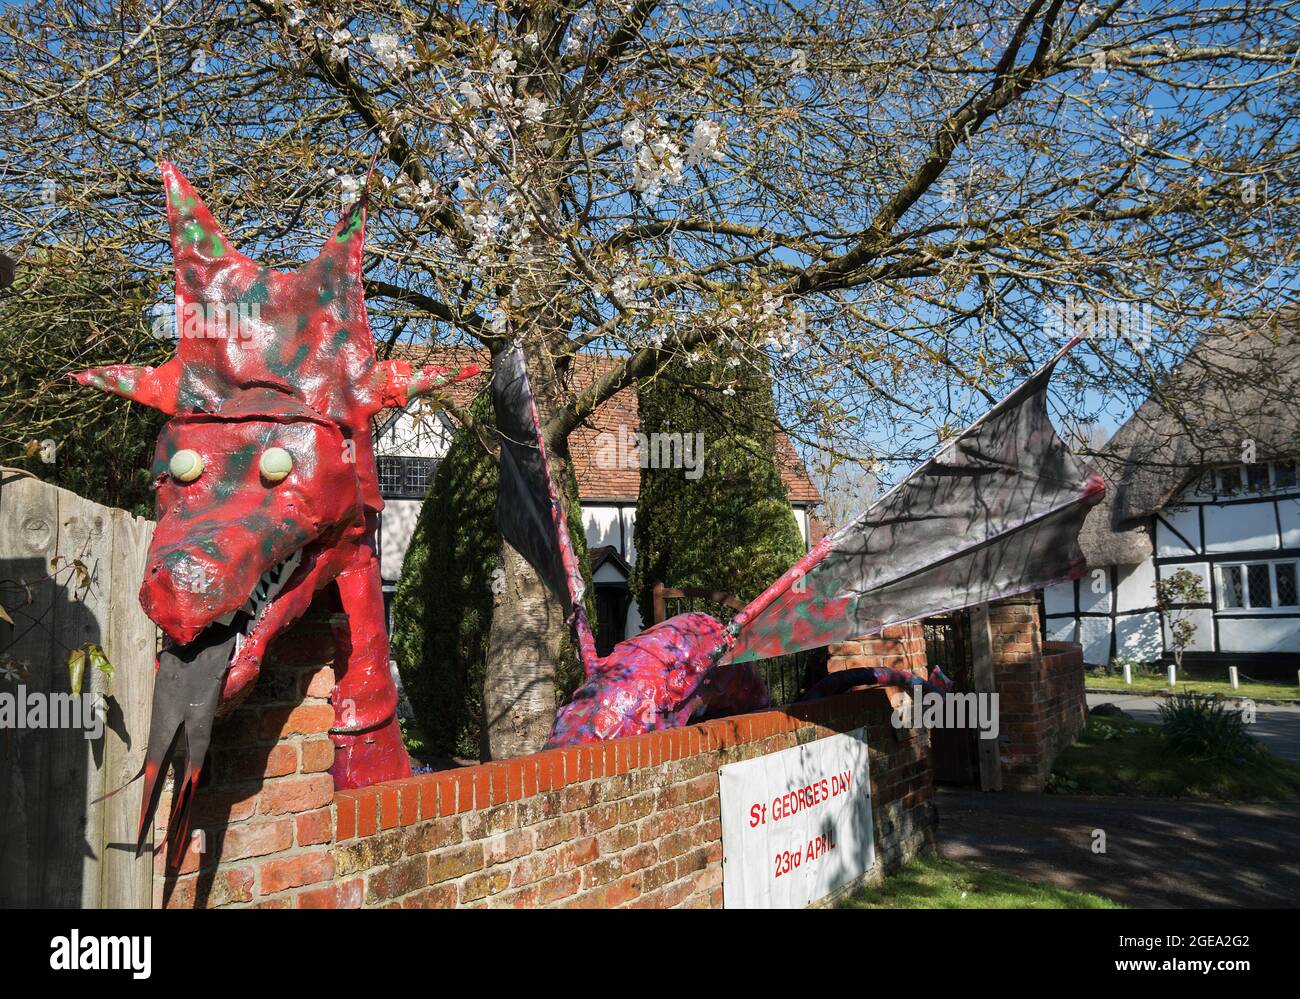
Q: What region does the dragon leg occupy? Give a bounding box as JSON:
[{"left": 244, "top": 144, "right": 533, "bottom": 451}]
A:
[{"left": 327, "top": 553, "right": 411, "bottom": 789}]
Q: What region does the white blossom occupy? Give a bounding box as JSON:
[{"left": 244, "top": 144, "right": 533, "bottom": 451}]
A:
[
  {"left": 368, "top": 33, "right": 416, "bottom": 73},
  {"left": 620, "top": 119, "right": 645, "bottom": 150},
  {"left": 686, "top": 119, "right": 725, "bottom": 167},
  {"left": 523, "top": 32, "right": 539, "bottom": 52},
  {"left": 611, "top": 272, "right": 640, "bottom": 306},
  {"left": 285, "top": 6, "right": 305, "bottom": 29},
  {"left": 457, "top": 80, "right": 483, "bottom": 108},
  {"left": 521, "top": 96, "right": 547, "bottom": 124},
  {"left": 789, "top": 48, "right": 807, "bottom": 74},
  {"left": 339, "top": 174, "right": 362, "bottom": 208},
  {"left": 491, "top": 47, "right": 517, "bottom": 76},
  {"left": 329, "top": 28, "right": 352, "bottom": 62}
]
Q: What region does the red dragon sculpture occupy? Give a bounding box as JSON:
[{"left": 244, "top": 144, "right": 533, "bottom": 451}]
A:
[
  {"left": 489, "top": 341, "right": 1105, "bottom": 748},
  {"left": 75, "top": 163, "right": 478, "bottom": 867}
]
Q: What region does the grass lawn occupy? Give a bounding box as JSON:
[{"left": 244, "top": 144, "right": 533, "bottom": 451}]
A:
[
  {"left": 1086, "top": 671, "right": 1300, "bottom": 702},
  {"left": 1049, "top": 715, "right": 1300, "bottom": 802},
  {"left": 842, "top": 854, "right": 1121, "bottom": 909}
]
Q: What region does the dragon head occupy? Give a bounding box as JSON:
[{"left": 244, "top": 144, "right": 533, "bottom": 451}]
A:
[{"left": 75, "top": 163, "right": 477, "bottom": 711}]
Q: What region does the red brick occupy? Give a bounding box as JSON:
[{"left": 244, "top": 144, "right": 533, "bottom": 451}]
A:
[
  {"left": 296, "top": 877, "right": 363, "bottom": 909},
  {"left": 427, "top": 844, "right": 484, "bottom": 884},
  {"left": 380, "top": 786, "right": 400, "bottom": 829},
  {"left": 260, "top": 703, "right": 335, "bottom": 739},
  {"left": 260, "top": 850, "right": 335, "bottom": 894},
  {"left": 335, "top": 796, "right": 357, "bottom": 841},
  {"left": 366, "top": 856, "right": 427, "bottom": 901},
  {"left": 537, "top": 870, "right": 581, "bottom": 905},
  {"left": 302, "top": 666, "right": 336, "bottom": 698},
  {"left": 300, "top": 739, "right": 334, "bottom": 774},
  {"left": 296, "top": 808, "right": 333, "bottom": 846},
  {"left": 214, "top": 744, "right": 297, "bottom": 783},
  {"left": 259, "top": 774, "right": 335, "bottom": 815},
  {"left": 484, "top": 829, "right": 534, "bottom": 866},
  {"left": 218, "top": 818, "right": 294, "bottom": 861}
]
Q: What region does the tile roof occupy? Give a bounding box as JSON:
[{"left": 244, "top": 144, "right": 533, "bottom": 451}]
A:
[{"left": 377, "top": 344, "right": 822, "bottom": 506}]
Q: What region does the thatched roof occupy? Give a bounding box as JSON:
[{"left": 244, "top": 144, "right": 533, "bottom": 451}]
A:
[{"left": 1079, "top": 310, "right": 1300, "bottom": 567}]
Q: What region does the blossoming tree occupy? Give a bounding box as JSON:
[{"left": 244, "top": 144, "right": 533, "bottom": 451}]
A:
[{"left": 1, "top": 0, "right": 1297, "bottom": 753}]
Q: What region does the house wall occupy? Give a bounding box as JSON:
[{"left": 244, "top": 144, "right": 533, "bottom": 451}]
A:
[
  {"left": 156, "top": 613, "right": 936, "bottom": 909},
  {"left": 1044, "top": 459, "right": 1300, "bottom": 669}
]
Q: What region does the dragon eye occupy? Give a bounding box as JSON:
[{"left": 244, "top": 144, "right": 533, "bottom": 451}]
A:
[
  {"left": 259, "top": 447, "right": 293, "bottom": 482},
  {"left": 169, "top": 449, "right": 203, "bottom": 482}
]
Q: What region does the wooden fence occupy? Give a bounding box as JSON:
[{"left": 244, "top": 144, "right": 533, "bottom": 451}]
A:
[{"left": 0, "top": 470, "right": 156, "bottom": 907}]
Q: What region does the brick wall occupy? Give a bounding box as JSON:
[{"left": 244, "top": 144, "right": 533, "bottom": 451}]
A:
[
  {"left": 827, "top": 622, "right": 927, "bottom": 675},
  {"left": 158, "top": 615, "right": 936, "bottom": 908},
  {"left": 988, "top": 598, "right": 1086, "bottom": 790}
]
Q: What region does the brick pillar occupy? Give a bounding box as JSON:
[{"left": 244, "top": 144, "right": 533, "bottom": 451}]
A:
[
  {"left": 986, "top": 596, "right": 1084, "bottom": 791},
  {"left": 827, "top": 622, "right": 927, "bottom": 676},
  {"left": 156, "top": 609, "right": 340, "bottom": 908}
]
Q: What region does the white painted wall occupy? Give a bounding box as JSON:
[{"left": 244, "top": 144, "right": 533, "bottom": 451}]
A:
[
  {"left": 1077, "top": 616, "right": 1113, "bottom": 665},
  {"left": 1161, "top": 608, "right": 1216, "bottom": 652},
  {"left": 1203, "top": 501, "right": 1279, "bottom": 553},
  {"left": 380, "top": 499, "right": 423, "bottom": 582},
  {"left": 375, "top": 405, "right": 454, "bottom": 459},
  {"left": 1218, "top": 617, "right": 1300, "bottom": 653},
  {"left": 1155, "top": 507, "right": 1201, "bottom": 556},
  {"left": 1115, "top": 558, "right": 1156, "bottom": 612},
  {"left": 582, "top": 505, "right": 624, "bottom": 554},
  {"left": 1114, "top": 611, "right": 1162, "bottom": 661},
  {"left": 1043, "top": 580, "right": 1074, "bottom": 616},
  {"left": 1078, "top": 570, "right": 1113, "bottom": 615},
  {"left": 1280, "top": 499, "right": 1300, "bottom": 549}
]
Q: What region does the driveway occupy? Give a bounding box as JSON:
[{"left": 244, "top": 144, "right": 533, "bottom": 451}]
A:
[
  {"left": 936, "top": 788, "right": 1300, "bottom": 908},
  {"left": 1086, "top": 692, "right": 1300, "bottom": 763}
]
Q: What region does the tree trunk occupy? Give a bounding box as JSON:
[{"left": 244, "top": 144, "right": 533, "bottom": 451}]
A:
[{"left": 482, "top": 540, "right": 568, "bottom": 758}]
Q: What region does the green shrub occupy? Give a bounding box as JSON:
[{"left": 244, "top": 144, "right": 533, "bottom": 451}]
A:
[
  {"left": 629, "top": 352, "right": 805, "bottom": 621},
  {"left": 390, "top": 396, "right": 591, "bottom": 760},
  {"left": 1158, "top": 692, "right": 1254, "bottom": 762}
]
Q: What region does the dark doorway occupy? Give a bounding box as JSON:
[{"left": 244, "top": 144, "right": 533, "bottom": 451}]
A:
[{"left": 924, "top": 611, "right": 978, "bottom": 785}]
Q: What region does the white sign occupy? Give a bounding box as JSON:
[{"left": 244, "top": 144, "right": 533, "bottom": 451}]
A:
[{"left": 719, "top": 728, "right": 874, "bottom": 908}]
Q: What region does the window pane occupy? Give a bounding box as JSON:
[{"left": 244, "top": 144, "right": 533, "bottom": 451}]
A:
[
  {"left": 1247, "top": 564, "right": 1272, "bottom": 608},
  {"left": 377, "top": 457, "right": 403, "bottom": 495},
  {"left": 406, "top": 458, "right": 435, "bottom": 496},
  {"left": 1246, "top": 463, "right": 1270, "bottom": 492},
  {"left": 1277, "top": 563, "right": 1298, "bottom": 607},
  {"left": 1222, "top": 566, "right": 1244, "bottom": 607},
  {"left": 1275, "top": 461, "right": 1298, "bottom": 490},
  {"left": 1217, "top": 467, "right": 1241, "bottom": 495}
]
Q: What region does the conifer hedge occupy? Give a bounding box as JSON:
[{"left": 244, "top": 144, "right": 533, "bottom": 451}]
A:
[{"left": 390, "top": 397, "right": 591, "bottom": 760}]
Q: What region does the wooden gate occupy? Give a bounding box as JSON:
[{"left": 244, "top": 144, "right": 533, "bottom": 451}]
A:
[
  {"left": 923, "top": 611, "right": 979, "bottom": 785},
  {"left": 0, "top": 470, "right": 156, "bottom": 907}
]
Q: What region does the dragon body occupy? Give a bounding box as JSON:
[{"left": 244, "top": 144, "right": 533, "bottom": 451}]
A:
[{"left": 76, "top": 164, "right": 477, "bottom": 866}]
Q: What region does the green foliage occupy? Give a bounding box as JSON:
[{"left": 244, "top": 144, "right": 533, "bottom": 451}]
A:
[
  {"left": 0, "top": 247, "right": 167, "bottom": 515},
  {"left": 1154, "top": 567, "right": 1209, "bottom": 668},
  {"left": 1158, "top": 692, "right": 1254, "bottom": 762},
  {"left": 1052, "top": 714, "right": 1300, "bottom": 801},
  {"left": 391, "top": 396, "right": 592, "bottom": 761},
  {"left": 629, "top": 352, "right": 805, "bottom": 622}
]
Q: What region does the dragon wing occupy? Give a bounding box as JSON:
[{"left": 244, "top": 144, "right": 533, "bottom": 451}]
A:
[
  {"left": 710, "top": 337, "right": 1105, "bottom": 667},
  {"left": 491, "top": 345, "right": 600, "bottom": 669}
]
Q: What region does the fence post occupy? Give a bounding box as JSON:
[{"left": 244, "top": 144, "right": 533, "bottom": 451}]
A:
[{"left": 969, "top": 602, "right": 1002, "bottom": 792}]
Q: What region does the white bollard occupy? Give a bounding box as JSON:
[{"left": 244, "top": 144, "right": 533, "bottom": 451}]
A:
[
  {"left": 1229, "top": 666, "right": 1239, "bottom": 690},
  {"left": 1167, "top": 664, "right": 1177, "bottom": 687},
  {"left": 1123, "top": 661, "right": 1133, "bottom": 685}
]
